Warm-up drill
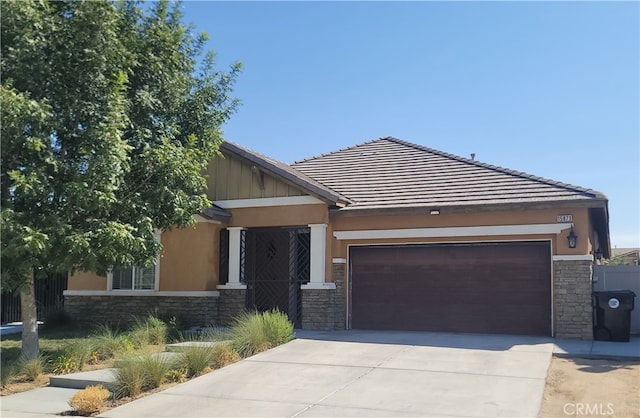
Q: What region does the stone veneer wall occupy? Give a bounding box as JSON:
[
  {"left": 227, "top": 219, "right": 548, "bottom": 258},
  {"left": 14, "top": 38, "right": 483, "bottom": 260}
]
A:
[
  {"left": 217, "top": 288, "right": 247, "bottom": 326},
  {"left": 553, "top": 260, "right": 593, "bottom": 340},
  {"left": 64, "top": 295, "right": 218, "bottom": 328},
  {"left": 301, "top": 263, "right": 346, "bottom": 330}
]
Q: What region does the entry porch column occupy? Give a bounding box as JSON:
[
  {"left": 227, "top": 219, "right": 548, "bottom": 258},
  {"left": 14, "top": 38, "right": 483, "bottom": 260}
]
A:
[
  {"left": 302, "top": 223, "right": 335, "bottom": 290},
  {"left": 217, "top": 227, "right": 247, "bottom": 290}
]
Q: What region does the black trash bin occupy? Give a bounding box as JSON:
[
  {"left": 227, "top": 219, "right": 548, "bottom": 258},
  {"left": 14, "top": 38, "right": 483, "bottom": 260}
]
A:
[{"left": 592, "top": 290, "right": 636, "bottom": 342}]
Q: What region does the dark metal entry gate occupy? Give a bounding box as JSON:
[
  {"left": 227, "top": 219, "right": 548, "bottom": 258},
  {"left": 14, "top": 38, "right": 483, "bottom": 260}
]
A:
[{"left": 242, "top": 227, "right": 310, "bottom": 327}]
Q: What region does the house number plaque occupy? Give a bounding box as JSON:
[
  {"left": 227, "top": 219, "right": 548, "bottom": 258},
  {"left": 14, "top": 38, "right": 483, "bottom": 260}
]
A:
[{"left": 557, "top": 214, "right": 573, "bottom": 223}]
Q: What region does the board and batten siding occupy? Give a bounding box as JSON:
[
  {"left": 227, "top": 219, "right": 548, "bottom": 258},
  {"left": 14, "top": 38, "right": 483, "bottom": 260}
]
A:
[{"left": 206, "top": 154, "right": 304, "bottom": 201}]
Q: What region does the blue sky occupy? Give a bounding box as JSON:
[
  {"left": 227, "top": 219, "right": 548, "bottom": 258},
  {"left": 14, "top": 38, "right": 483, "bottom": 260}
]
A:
[{"left": 181, "top": 1, "right": 639, "bottom": 249}]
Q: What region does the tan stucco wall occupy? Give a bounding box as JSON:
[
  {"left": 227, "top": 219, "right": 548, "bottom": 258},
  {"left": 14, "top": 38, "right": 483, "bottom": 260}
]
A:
[
  {"left": 69, "top": 205, "right": 594, "bottom": 292},
  {"left": 329, "top": 207, "right": 591, "bottom": 259},
  {"left": 228, "top": 203, "right": 328, "bottom": 228},
  {"left": 68, "top": 270, "right": 107, "bottom": 290},
  {"left": 160, "top": 223, "right": 221, "bottom": 291},
  {"left": 69, "top": 222, "right": 221, "bottom": 292}
]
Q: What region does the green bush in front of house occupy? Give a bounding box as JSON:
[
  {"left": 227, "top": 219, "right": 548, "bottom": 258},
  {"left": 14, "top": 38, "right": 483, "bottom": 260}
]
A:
[
  {"left": 229, "top": 310, "right": 294, "bottom": 358},
  {"left": 91, "top": 324, "right": 134, "bottom": 360},
  {"left": 18, "top": 354, "right": 48, "bottom": 381},
  {"left": 261, "top": 310, "right": 295, "bottom": 346},
  {"left": 178, "top": 344, "right": 216, "bottom": 377},
  {"left": 112, "top": 358, "right": 149, "bottom": 398},
  {"left": 129, "top": 315, "right": 168, "bottom": 347}
]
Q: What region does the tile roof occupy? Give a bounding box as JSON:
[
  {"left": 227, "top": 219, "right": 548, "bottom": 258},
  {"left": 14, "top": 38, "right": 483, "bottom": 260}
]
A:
[
  {"left": 291, "top": 137, "right": 607, "bottom": 211},
  {"left": 220, "top": 141, "right": 351, "bottom": 206}
]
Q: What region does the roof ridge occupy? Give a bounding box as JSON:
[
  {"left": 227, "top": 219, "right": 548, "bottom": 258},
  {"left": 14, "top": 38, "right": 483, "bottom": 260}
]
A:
[{"left": 383, "top": 137, "right": 606, "bottom": 199}]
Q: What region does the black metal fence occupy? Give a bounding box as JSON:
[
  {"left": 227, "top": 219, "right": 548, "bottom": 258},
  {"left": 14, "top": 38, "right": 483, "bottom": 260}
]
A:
[{"left": 1, "top": 273, "right": 68, "bottom": 324}]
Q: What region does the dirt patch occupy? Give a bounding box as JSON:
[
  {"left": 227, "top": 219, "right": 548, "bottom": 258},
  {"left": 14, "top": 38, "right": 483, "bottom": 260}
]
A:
[{"left": 539, "top": 356, "right": 640, "bottom": 418}]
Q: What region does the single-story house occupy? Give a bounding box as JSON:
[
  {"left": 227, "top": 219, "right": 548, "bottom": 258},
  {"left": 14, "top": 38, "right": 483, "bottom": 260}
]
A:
[{"left": 65, "top": 137, "right": 610, "bottom": 339}]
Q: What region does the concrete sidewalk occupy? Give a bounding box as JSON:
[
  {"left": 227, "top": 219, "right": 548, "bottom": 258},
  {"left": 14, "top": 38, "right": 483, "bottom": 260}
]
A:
[
  {"left": 1, "top": 331, "right": 638, "bottom": 418},
  {"left": 0, "top": 387, "right": 80, "bottom": 417}
]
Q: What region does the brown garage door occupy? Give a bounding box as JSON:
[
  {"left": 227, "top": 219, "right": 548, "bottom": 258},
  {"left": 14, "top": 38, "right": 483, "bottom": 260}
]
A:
[{"left": 350, "top": 241, "right": 551, "bottom": 336}]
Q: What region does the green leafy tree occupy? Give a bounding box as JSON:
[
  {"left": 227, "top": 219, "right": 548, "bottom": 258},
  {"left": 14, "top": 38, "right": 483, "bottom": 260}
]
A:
[{"left": 1, "top": 0, "right": 240, "bottom": 358}]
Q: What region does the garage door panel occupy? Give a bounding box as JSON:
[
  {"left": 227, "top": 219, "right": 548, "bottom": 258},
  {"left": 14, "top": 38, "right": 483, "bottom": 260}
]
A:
[{"left": 350, "top": 242, "right": 551, "bottom": 336}]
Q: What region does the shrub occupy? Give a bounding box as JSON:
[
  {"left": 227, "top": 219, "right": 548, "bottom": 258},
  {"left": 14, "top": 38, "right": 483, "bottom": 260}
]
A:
[
  {"left": 130, "top": 315, "right": 167, "bottom": 347},
  {"left": 91, "top": 324, "right": 130, "bottom": 359},
  {"left": 229, "top": 310, "right": 294, "bottom": 358},
  {"left": 145, "top": 316, "right": 168, "bottom": 345},
  {"left": 178, "top": 345, "right": 215, "bottom": 377},
  {"left": 112, "top": 352, "right": 175, "bottom": 398},
  {"left": 118, "top": 334, "right": 136, "bottom": 352},
  {"left": 68, "top": 384, "right": 110, "bottom": 415},
  {"left": 87, "top": 350, "right": 100, "bottom": 365},
  {"left": 165, "top": 368, "right": 187, "bottom": 383},
  {"left": 166, "top": 316, "right": 184, "bottom": 343},
  {"left": 211, "top": 343, "right": 240, "bottom": 369},
  {"left": 1, "top": 360, "right": 17, "bottom": 387},
  {"left": 229, "top": 312, "right": 270, "bottom": 358},
  {"left": 51, "top": 353, "right": 79, "bottom": 375},
  {"left": 261, "top": 310, "right": 294, "bottom": 346},
  {"left": 112, "top": 358, "right": 148, "bottom": 398},
  {"left": 65, "top": 339, "right": 94, "bottom": 370},
  {"left": 19, "top": 354, "right": 48, "bottom": 381},
  {"left": 140, "top": 355, "right": 173, "bottom": 389}
]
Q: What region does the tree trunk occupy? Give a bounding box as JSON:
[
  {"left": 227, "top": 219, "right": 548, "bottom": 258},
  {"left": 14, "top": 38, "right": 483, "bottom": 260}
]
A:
[{"left": 20, "top": 274, "right": 39, "bottom": 359}]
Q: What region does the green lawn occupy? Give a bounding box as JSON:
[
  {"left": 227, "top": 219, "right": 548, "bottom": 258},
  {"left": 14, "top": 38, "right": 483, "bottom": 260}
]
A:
[{"left": 1, "top": 324, "right": 91, "bottom": 365}]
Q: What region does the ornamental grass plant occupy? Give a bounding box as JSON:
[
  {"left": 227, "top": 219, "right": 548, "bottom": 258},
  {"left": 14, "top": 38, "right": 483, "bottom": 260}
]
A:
[{"left": 229, "top": 310, "right": 294, "bottom": 358}]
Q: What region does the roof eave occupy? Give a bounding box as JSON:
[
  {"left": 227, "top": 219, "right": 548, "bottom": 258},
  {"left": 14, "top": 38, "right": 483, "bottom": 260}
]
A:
[
  {"left": 330, "top": 197, "right": 610, "bottom": 217},
  {"left": 201, "top": 205, "right": 232, "bottom": 222}
]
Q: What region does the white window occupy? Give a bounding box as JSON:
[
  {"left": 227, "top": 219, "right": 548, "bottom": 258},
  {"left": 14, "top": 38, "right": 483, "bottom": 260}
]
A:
[
  {"left": 111, "top": 265, "right": 157, "bottom": 290},
  {"left": 108, "top": 230, "right": 161, "bottom": 291}
]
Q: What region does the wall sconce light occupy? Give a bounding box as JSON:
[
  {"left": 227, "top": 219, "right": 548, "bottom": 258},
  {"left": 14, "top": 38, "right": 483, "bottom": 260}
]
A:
[
  {"left": 430, "top": 209, "right": 440, "bottom": 215},
  {"left": 567, "top": 226, "right": 578, "bottom": 249}
]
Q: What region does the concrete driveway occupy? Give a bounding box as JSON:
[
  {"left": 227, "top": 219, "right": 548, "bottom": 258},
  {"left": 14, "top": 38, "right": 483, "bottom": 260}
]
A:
[{"left": 101, "top": 330, "right": 555, "bottom": 417}]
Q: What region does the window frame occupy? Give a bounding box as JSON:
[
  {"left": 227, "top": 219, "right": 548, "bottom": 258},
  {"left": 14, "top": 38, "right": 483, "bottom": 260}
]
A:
[
  {"left": 106, "top": 230, "right": 161, "bottom": 291},
  {"left": 109, "top": 265, "right": 158, "bottom": 291}
]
